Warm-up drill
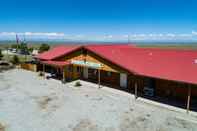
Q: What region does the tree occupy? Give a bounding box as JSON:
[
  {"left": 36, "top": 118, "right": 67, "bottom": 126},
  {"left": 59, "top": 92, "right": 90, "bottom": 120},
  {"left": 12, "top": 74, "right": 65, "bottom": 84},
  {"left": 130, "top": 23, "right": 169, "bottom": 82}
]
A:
[
  {"left": 0, "top": 49, "right": 3, "bottom": 60},
  {"left": 28, "top": 47, "right": 34, "bottom": 53},
  {"left": 38, "top": 43, "right": 50, "bottom": 53},
  {"left": 20, "top": 42, "right": 28, "bottom": 51},
  {"left": 11, "top": 55, "right": 20, "bottom": 64}
]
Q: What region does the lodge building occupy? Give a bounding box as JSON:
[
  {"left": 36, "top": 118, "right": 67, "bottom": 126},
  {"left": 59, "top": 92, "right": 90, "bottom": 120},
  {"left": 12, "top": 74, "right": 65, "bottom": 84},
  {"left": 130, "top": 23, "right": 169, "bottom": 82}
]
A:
[{"left": 34, "top": 44, "right": 197, "bottom": 112}]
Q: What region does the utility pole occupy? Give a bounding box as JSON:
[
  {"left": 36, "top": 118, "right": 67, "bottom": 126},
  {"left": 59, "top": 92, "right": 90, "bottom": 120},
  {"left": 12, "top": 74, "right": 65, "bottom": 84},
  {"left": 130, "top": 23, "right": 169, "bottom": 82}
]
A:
[{"left": 16, "top": 34, "right": 19, "bottom": 52}]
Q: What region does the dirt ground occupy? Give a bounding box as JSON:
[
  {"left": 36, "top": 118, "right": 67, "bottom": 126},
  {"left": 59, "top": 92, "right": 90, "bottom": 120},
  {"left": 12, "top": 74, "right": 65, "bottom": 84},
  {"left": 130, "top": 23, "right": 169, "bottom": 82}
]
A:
[{"left": 0, "top": 69, "right": 197, "bottom": 131}]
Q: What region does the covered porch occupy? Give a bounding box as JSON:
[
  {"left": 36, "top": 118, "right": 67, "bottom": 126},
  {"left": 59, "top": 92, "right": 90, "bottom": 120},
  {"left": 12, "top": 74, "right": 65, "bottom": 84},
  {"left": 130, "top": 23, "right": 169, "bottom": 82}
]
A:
[
  {"left": 39, "top": 60, "right": 103, "bottom": 87},
  {"left": 40, "top": 60, "right": 70, "bottom": 83},
  {"left": 128, "top": 74, "right": 197, "bottom": 113},
  {"left": 39, "top": 59, "right": 121, "bottom": 89}
]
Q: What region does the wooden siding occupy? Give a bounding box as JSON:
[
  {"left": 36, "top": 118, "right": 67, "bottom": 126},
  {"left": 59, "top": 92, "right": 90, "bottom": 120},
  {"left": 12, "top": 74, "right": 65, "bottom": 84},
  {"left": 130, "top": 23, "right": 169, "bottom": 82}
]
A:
[
  {"left": 60, "top": 49, "right": 128, "bottom": 73},
  {"left": 100, "top": 70, "right": 120, "bottom": 87},
  {"left": 86, "top": 51, "right": 126, "bottom": 73},
  {"left": 128, "top": 74, "right": 145, "bottom": 93},
  {"left": 155, "top": 79, "right": 197, "bottom": 100},
  {"left": 128, "top": 74, "right": 197, "bottom": 100},
  {"left": 64, "top": 65, "right": 82, "bottom": 80},
  {"left": 85, "top": 68, "right": 120, "bottom": 88},
  {"left": 21, "top": 63, "right": 37, "bottom": 72},
  {"left": 64, "top": 50, "right": 85, "bottom": 61}
]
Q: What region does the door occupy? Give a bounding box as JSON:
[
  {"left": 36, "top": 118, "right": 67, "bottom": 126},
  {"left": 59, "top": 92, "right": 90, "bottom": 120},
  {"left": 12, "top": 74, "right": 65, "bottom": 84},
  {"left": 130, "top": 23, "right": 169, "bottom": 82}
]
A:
[{"left": 120, "top": 73, "right": 127, "bottom": 88}]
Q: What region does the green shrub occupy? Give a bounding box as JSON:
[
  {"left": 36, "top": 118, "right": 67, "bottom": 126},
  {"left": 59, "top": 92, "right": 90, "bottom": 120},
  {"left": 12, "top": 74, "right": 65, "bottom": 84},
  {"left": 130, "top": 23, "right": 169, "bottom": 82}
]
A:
[
  {"left": 0, "top": 49, "right": 3, "bottom": 60},
  {"left": 38, "top": 71, "right": 44, "bottom": 76},
  {"left": 11, "top": 55, "right": 20, "bottom": 64},
  {"left": 28, "top": 47, "right": 34, "bottom": 53},
  {"left": 38, "top": 44, "right": 50, "bottom": 53},
  {"left": 75, "top": 81, "right": 82, "bottom": 87}
]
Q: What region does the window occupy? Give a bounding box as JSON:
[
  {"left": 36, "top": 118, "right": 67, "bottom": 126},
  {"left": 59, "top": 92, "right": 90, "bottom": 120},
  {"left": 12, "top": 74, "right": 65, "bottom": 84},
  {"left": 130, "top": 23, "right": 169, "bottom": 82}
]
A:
[
  {"left": 68, "top": 66, "right": 73, "bottom": 72},
  {"left": 94, "top": 70, "right": 97, "bottom": 75},
  {"left": 107, "top": 72, "right": 111, "bottom": 77},
  {"left": 144, "top": 78, "right": 155, "bottom": 89},
  {"left": 77, "top": 66, "right": 80, "bottom": 72}
]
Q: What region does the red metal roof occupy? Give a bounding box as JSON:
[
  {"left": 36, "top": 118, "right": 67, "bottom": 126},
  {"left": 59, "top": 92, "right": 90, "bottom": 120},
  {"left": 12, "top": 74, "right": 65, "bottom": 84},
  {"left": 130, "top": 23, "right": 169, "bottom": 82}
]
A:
[
  {"left": 36, "top": 44, "right": 197, "bottom": 84},
  {"left": 85, "top": 45, "right": 197, "bottom": 85},
  {"left": 36, "top": 45, "right": 81, "bottom": 60},
  {"left": 41, "top": 60, "right": 70, "bottom": 67}
]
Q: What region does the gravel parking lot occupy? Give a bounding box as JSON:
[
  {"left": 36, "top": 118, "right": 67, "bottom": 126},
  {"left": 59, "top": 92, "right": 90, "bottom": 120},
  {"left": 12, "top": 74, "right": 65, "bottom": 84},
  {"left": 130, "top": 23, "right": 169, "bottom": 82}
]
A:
[{"left": 0, "top": 69, "right": 197, "bottom": 131}]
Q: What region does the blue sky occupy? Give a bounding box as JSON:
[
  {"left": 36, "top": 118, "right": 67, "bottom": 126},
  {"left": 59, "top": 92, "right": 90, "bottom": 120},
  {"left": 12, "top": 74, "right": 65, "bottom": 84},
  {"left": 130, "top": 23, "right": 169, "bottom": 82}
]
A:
[{"left": 0, "top": 0, "right": 197, "bottom": 41}]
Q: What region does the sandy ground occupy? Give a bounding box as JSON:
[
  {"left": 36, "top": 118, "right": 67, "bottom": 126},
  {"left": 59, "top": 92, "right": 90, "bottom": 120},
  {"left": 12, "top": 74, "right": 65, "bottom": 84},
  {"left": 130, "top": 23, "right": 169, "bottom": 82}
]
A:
[{"left": 0, "top": 69, "right": 197, "bottom": 131}]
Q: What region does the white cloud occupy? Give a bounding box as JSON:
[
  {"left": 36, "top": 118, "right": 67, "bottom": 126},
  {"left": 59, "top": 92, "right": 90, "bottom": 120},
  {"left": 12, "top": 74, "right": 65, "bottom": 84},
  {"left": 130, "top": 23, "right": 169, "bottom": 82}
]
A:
[
  {"left": 0, "top": 31, "right": 197, "bottom": 41},
  {"left": 192, "top": 31, "right": 197, "bottom": 35},
  {"left": 24, "top": 32, "right": 65, "bottom": 37},
  {"left": 138, "top": 34, "right": 146, "bottom": 37},
  {"left": 0, "top": 32, "right": 65, "bottom": 37},
  {"left": 119, "top": 32, "right": 197, "bottom": 41},
  {"left": 103, "top": 35, "right": 113, "bottom": 39},
  {"left": 0, "top": 32, "right": 17, "bottom": 36},
  {"left": 166, "top": 33, "right": 176, "bottom": 37},
  {"left": 74, "top": 34, "right": 85, "bottom": 38},
  {"left": 123, "top": 35, "right": 129, "bottom": 38},
  {"left": 178, "top": 34, "right": 192, "bottom": 37}
]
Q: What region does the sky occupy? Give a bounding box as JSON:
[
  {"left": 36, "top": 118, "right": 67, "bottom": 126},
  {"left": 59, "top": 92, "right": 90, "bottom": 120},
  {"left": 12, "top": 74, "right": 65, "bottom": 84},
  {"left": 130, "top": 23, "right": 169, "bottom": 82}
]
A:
[{"left": 0, "top": 0, "right": 197, "bottom": 42}]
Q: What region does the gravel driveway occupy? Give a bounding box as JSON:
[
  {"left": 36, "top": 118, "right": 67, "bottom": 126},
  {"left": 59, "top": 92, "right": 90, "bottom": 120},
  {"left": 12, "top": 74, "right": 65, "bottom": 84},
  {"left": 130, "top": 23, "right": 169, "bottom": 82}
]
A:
[{"left": 0, "top": 69, "right": 197, "bottom": 131}]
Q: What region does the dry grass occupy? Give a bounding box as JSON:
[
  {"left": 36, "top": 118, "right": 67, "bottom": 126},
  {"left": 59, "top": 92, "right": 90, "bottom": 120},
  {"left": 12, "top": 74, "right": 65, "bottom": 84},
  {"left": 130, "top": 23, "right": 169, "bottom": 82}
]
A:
[
  {"left": 120, "top": 115, "right": 153, "bottom": 131},
  {"left": 137, "top": 44, "right": 197, "bottom": 50},
  {"left": 37, "top": 96, "right": 53, "bottom": 109},
  {"left": 73, "top": 119, "right": 99, "bottom": 131}
]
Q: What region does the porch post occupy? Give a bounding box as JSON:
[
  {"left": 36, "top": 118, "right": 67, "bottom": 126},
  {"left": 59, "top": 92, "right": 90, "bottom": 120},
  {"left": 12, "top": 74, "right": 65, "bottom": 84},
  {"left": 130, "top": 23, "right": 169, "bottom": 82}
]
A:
[
  {"left": 186, "top": 85, "right": 191, "bottom": 113},
  {"left": 62, "top": 66, "right": 66, "bottom": 84},
  {"left": 98, "top": 69, "right": 101, "bottom": 88},
  {"left": 135, "top": 82, "right": 138, "bottom": 99},
  {"left": 56, "top": 68, "right": 59, "bottom": 74},
  {"left": 43, "top": 64, "right": 45, "bottom": 78}
]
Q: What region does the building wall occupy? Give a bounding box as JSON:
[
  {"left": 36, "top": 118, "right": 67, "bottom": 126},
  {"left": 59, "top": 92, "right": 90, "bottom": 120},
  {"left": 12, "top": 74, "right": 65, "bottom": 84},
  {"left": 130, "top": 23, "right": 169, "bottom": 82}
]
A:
[
  {"left": 60, "top": 49, "right": 127, "bottom": 73},
  {"left": 155, "top": 79, "right": 186, "bottom": 100},
  {"left": 20, "top": 63, "right": 37, "bottom": 72},
  {"left": 85, "top": 51, "right": 126, "bottom": 73},
  {"left": 191, "top": 85, "right": 197, "bottom": 97},
  {"left": 64, "top": 65, "right": 82, "bottom": 80},
  {"left": 57, "top": 48, "right": 127, "bottom": 87},
  {"left": 128, "top": 74, "right": 197, "bottom": 100},
  {"left": 128, "top": 74, "right": 145, "bottom": 93},
  {"left": 56, "top": 48, "right": 197, "bottom": 101},
  {"left": 83, "top": 67, "right": 88, "bottom": 79},
  {"left": 64, "top": 50, "right": 85, "bottom": 62},
  {"left": 100, "top": 70, "right": 120, "bottom": 87},
  {"left": 155, "top": 79, "right": 197, "bottom": 100}
]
